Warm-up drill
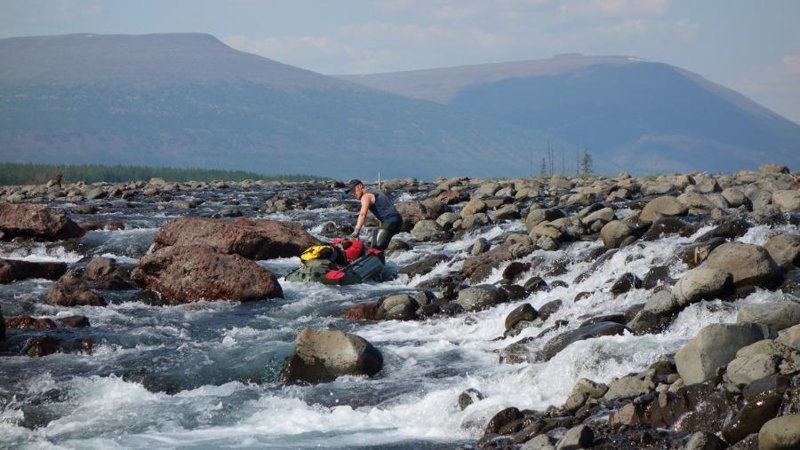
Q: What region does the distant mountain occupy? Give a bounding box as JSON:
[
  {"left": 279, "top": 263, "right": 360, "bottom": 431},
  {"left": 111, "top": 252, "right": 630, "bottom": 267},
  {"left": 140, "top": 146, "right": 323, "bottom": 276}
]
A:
[
  {"left": 341, "top": 54, "right": 800, "bottom": 173},
  {"left": 0, "top": 33, "right": 552, "bottom": 179},
  {"left": 4, "top": 36, "right": 797, "bottom": 177}
]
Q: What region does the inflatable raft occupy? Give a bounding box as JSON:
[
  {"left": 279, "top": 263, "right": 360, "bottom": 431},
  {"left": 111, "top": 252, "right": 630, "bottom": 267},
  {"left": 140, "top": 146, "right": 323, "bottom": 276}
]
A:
[{"left": 286, "top": 238, "right": 386, "bottom": 285}]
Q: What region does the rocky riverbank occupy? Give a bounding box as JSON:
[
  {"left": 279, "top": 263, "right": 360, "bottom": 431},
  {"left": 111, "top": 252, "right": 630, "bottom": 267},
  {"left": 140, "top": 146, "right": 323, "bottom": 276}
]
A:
[{"left": 1, "top": 165, "right": 799, "bottom": 449}]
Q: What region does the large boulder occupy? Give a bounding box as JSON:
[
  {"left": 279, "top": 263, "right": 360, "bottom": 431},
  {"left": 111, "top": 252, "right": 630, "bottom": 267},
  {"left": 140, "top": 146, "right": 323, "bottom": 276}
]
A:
[
  {"left": 395, "top": 201, "right": 442, "bottom": 230},
  {"left": 411, "top": 220, "right": 448, "bottom": 242},
  {"left": 639, "top": 196, "right": 688, "bottom": 225},
  {"left": 758, "top": 415, "right": 800, "bottom": 450},
  {"left": 460, "top": 198, "right": 487, "bottom": 217},
  {"left": 46, "top": 272, "right": 106, "bottom": 307},
  {"left": 772, "top": 190, "right": 800, "bottom": 212},
  {"left": 525, "top": 208, "right": 565, "bottom": 232},
  {"left": 675, "top": 323, "right": 774, "bottom": 385},
  {"left": 460, "top": 213, "right": 491, "bottom": 230},
  {"left": 737, "top": 302, "right": 800, "bottom": 331},
  {"left": 152, "top": 217, "right": 318, "bottom": 260},
  {"left": 0, "top": 259, "right": 67, "bottom": 284},
  {"left": 280, "top": 329, "right": 383, "bottom": 384},
  {"left": 764, "top": 234, "right": 800, "bottom": 270},
  {"left": 456, "top": 285, "right": 503, "bottom": 312},
  {"left": 131, "top": 245, "right": 282, "bottom": 303},
  {"left": 376, "top": 294, "right": 419, "bottom": 320},
  {"left": 672, "top": 267, "right": 733, "bottom": 305},
  {"left": 0, "top": 203, "right": 85, "bottom": 241},
  {"left": 725, "top": 353, "right": 779, "bottom": 389},
  {"left": 704, "top": 242, "right": 783, "bottom": 290},
  {"left": 777, "top": 324, "right": 800, "bottom": 350}
]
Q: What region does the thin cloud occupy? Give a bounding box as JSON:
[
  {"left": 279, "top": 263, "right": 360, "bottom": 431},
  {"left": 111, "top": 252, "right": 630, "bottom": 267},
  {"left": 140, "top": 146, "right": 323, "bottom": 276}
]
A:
[
  {"left": 559, "top": 0, "right": 671, "bottom": 18},
  {"left": 732, "top": 54, "right": 800, "bottom": 123},
  {"left": 56, "top": 0, "right": 102, "bottom": 21}
]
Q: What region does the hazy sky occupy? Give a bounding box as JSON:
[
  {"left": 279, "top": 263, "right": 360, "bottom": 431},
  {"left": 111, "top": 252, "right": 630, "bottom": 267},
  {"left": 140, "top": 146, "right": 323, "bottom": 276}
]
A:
[{"left": 3, "top": 0, "right": 800, "bottom": 123}]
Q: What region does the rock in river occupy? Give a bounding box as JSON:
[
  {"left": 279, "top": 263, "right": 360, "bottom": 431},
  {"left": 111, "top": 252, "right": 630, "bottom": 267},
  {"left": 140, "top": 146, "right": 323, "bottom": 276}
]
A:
[
  {"left": 152, "top": 217, "right": 318, "bottom": 260},
  {"left": 0, "top": 203, "right": 85, "bottom": 241},
  {"left": 281, "top": 329, "right": 384, "bottom": 384},
  {"left": 131, "top": 245, "right": 283, "bottom": 303}
]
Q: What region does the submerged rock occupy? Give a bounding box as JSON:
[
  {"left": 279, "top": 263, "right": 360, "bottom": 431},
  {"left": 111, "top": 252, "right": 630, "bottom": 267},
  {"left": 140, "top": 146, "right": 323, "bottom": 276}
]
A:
[
  {"left": 280, "top": 329, "right": 383, "bottom": 384},
  {"left": 46, "top": 272, "right": 106, "bottom": 307},
  {"left": 83, "top": 257, "right": 136, "bottom": 290},
  {"left": 458, "top": 388, "right": 485, "bottom": 410},
  {"left": 4, "top": 315, "right": 57, "bottom": 330},
  {"left": 540, "top": 321, "right": 629, "bottom": 361},
  {"left": 0, "top": 259, "right": 67, "bottom": 284},
  {"left": 23, "top": 336, "right": 60, "bottom": 357}
]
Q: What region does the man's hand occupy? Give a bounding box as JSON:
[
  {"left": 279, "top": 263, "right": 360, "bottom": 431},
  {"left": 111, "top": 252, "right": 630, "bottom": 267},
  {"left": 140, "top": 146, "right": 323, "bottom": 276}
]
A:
[{"left": 350, "top": 227, "right": 361, "bottom": 238}]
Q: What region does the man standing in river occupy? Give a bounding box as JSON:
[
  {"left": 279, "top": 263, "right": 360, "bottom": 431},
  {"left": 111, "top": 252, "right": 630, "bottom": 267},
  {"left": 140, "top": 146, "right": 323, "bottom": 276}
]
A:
[{"left": 348, "top": 179, "right": 403, "bottom": 250}]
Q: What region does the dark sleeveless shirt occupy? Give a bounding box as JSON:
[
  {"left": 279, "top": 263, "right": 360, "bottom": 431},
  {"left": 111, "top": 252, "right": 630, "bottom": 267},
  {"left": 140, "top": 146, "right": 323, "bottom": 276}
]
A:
[{"left": 369, "top": 190, "right": 402, "bottom": 223}]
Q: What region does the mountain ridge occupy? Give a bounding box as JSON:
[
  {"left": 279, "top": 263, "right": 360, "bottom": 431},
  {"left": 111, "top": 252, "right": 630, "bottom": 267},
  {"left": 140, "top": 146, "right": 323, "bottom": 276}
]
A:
[
  {"left": 0, "top": 33, "right": 555, "bottom": 179},
  {"left": 1, "top": 33, "right": 798, "bottom": 177},
  {"left": 341, "top": 55, "right": 800, "bottom": 173}
]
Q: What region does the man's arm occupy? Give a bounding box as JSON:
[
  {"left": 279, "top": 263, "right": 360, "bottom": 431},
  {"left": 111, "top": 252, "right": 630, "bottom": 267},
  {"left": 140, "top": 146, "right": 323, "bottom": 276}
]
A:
[{"left": 353, "top": 193, "right": 374, "bottom": 235}]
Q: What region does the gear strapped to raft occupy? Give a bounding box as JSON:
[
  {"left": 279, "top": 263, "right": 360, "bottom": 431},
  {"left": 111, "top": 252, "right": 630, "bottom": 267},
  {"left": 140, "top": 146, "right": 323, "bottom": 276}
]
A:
[{"left": 286, "top": 238, "right": 386, "bottom": 285}]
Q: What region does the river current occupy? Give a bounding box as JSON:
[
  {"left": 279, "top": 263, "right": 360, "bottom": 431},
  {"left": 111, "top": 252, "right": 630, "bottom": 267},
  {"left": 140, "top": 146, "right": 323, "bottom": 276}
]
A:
[{"left": 0, "top": 182, "right": 789, "bottom": 449}]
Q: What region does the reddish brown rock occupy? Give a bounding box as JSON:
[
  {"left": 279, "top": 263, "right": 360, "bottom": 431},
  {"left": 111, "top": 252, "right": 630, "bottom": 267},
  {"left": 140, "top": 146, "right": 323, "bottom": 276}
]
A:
[
  {"left": 152, "top": 217, "right": 318, "bottom": 260},
  {"left": 344, "top": 303, "right": 380, "bottom": 321},
  {"left": 47, "top": 272, "right": 107, "bottom": 307},
  {"left": 436, "top": 189, "right": 469, "bottom": 205},
  {"left": 0, "top": 203, "right": 85, "bottom": 241},
  {"left": 0, "top": 259, "right": 67, "bottom": 283},
  {"left": 645, "top": 383, "right": 740, "bottom": 434},
  {"left": 131, "top": 245, "right": 282, "bottom": 303},
  {"left": 4, "top": 315, "right": 57, "bottom": 330},
  {"left": 395, "top": 201, "right": 444, "bottom": 230}
]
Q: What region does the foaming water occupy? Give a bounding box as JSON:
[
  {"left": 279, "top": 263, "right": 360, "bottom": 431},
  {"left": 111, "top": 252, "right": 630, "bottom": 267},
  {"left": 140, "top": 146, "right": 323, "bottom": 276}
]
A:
[
  {"left": 0, "top": 243, "right": 83, "bottom": 263},
  {"left": 2, "top": 196, "right": 787, "bottom": 449}
]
